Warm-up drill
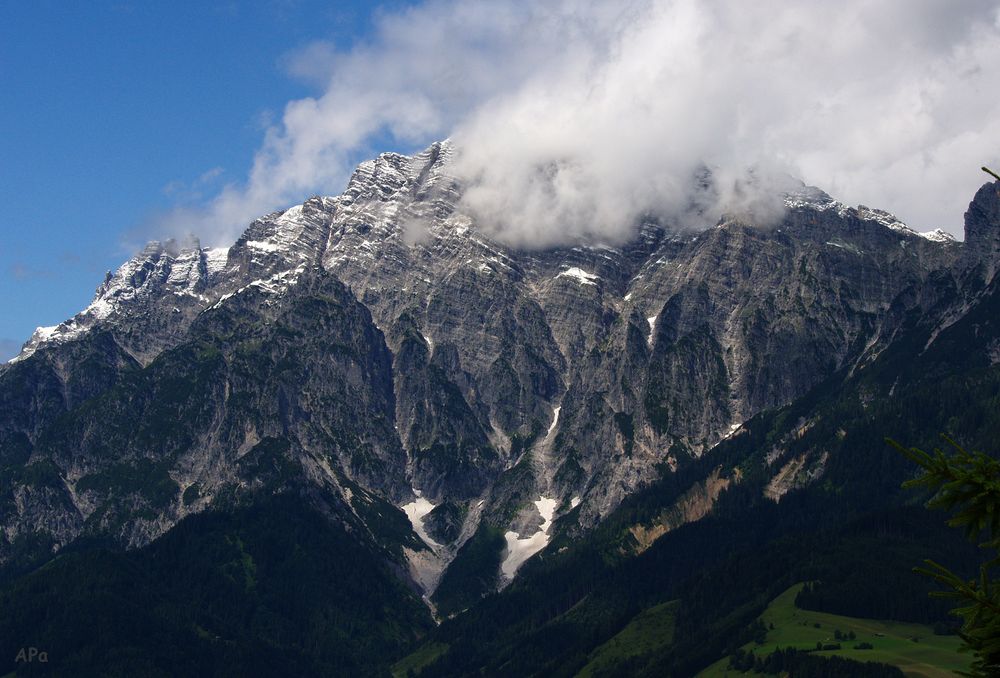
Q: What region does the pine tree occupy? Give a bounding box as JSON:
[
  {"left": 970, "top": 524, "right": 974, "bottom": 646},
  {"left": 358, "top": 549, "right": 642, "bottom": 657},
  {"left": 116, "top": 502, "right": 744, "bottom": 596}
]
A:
[{"left": 890, "top": 437, "right": 1000, "bottom": 676}]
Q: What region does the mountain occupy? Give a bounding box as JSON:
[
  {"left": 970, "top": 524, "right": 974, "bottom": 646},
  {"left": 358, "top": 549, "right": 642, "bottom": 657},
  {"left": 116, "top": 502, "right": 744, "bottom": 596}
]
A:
[{"left": 1, "top": 143, "right": 997, "bottom": 675}]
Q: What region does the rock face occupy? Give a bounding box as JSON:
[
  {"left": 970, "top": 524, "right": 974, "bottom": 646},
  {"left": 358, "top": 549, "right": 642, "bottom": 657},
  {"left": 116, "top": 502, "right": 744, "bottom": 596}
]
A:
[
  {"left": 1, "top": 141, "right": 993, "bottom": 607},
  {"left": 962, "top": 178, "right": 1000, "bottom": 285},
  {"left": 1, "top": 268, "right": 410, "bottom": 557}
]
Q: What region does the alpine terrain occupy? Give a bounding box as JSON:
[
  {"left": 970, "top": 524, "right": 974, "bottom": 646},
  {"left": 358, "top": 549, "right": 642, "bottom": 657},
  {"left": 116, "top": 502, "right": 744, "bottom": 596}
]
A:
[{"left": 2, "top": 141, "right": 998, "bottom": 676}]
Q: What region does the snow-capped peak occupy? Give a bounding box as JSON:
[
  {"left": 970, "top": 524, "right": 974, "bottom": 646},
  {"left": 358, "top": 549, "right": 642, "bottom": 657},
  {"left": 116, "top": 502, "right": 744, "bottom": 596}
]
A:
[{"left": 10, "top": 239, "right": 220, "bottom": 363}]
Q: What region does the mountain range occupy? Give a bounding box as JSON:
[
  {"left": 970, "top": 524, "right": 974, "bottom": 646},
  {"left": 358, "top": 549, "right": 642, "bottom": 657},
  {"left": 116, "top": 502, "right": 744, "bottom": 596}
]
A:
[{"left": 2, "top": 141, "right": 998, "bottom": 676}]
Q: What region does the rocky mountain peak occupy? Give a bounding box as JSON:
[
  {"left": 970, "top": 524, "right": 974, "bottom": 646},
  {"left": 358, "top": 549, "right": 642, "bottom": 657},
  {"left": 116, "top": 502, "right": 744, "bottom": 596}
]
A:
[
  {"left": 11, "top": 238, "right": 228, "bottom": 364},
  {"left": 341, "top": 139, "right": 455, "bottom": 206},
  {"left": 962, "top": 178, "right": 1000, "bottom": 283}
]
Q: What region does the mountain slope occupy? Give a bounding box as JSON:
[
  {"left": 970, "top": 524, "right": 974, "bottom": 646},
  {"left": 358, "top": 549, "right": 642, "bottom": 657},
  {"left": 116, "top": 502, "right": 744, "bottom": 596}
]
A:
[
  {"left": 0, "top": 495, "right": 433, "bottom": 677},
  {"left": 393, "top": 182, "right": 1000, "bottom": 675},
  {"left": 0, "top": 144, "right": 995, "bottom": 623}
]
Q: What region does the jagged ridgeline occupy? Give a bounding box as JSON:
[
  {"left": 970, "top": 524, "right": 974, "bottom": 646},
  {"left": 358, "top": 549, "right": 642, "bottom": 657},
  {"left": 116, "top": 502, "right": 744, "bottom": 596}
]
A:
[{"left": 1, "top": 143, "right": 998, "bottom": 676}]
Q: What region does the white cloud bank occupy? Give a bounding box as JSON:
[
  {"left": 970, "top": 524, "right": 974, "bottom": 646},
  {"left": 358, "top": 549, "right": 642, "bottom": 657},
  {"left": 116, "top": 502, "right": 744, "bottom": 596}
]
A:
[{"left": 168, "top": 0, "right": 1000, "bottom": 247}]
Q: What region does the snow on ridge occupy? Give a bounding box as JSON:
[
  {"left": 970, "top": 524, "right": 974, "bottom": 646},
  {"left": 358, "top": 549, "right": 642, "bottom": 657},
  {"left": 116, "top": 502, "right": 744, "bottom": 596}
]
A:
[
  {"left": 33, "top": 326, "right": 58, "bottom": 341},
  {"left": 782, "top": 188, "right": 838, "bottom": 212},
  {"left": 861, "top": 215, "right": 955, "bottom": 244},
  {"left": 557, "top": 267, "right": 599, "bottom": 286},
  {"left": 501, "top": 496, "right": 558, "bottom": 580},
  {"left": 206, "top": 266, "right": 306, "bottom": 311},
  {"left": 11, "top": 142, "right": 456, "bottom": 365},
  {"left": 918, "top": 229, "right": 956, "bottom": 243},
  {"left": 852, "top": 209, "right": 955, "bottom": 243},
  {"left": 856, "top": 205, "right": 908, "bottom": 231},
  {"left": 9, "top": 292, "right": 119, "bottom": 362},
  {"left": 783, "top": 191, "right": 938, "bottom": 242},
  {"left": 9, "top": 324, "right": 73, "bottom": 363}
]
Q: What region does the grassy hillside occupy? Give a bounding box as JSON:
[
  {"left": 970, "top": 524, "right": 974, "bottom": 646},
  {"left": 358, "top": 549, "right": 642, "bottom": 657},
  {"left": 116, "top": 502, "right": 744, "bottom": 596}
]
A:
[
  {"left": 698, "top": 584, "right": 969, "bottom": 678},
  {"left": 576, "top": 601, "right": 678, "bottom": 677},
  {"left": 393, "top": 642, "right": 450, "bottom": 678}
]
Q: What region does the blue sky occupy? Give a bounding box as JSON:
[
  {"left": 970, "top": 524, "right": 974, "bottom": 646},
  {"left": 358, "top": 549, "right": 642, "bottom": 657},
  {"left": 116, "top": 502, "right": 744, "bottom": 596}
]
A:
[{"left": 0, "top": 1, "right": 415, "bottom": 358}]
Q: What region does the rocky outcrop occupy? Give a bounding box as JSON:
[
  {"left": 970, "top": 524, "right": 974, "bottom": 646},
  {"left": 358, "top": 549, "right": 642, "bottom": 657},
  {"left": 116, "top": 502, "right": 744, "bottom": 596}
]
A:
[
  {"left": 628, "top": 466, "right": 737, "bottom": 553},
  {"left": 962, "top": 179, "right": 1000, "bottom": 285}
]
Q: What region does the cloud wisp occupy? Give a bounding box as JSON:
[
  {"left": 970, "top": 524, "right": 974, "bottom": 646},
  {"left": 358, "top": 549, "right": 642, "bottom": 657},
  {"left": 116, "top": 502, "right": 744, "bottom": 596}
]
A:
[{"left": 163, "top": 0, "right": 1000, "bottom": 247}]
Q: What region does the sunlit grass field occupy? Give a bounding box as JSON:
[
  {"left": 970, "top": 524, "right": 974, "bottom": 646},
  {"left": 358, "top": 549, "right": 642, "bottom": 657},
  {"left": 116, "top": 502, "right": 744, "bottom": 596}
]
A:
[{"left": 698, "top": 583, "right": 969, "bottom": 677}]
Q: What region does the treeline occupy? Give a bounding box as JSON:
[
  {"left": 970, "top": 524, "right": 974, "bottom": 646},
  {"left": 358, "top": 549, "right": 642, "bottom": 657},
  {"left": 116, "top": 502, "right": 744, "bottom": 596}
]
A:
[
  {"left": 795, "top": 579, "right": 956, "bottom": 628},
  {"left": 728, "top": 647, "right": 904, "bottom": 677}
]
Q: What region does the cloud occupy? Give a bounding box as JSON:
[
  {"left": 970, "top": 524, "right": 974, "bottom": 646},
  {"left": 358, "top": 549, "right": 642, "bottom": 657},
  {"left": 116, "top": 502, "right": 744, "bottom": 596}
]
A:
[
  {"left": 279, "top": 39, "right": 341, "bottom": 87},
  {"left": 164, "top": 0, "right": 1000, "bottom": 247},
  {"left": 10, "top": 263, "right": 55, "bottom": 281},
  {"left": 162, "top": 167, "right": 225, "bottom": 200}
]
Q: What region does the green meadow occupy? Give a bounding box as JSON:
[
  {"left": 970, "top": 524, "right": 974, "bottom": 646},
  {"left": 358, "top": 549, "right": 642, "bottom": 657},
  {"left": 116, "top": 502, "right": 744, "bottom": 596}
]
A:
[
  {"left": 392, "top": 641, "right": 449, "bottom": 678},
  {"left": 576, "top": 600, "right": 679, "bottom": 677},
  {"left": 698, "top": 583, "right": 970, "bottom": 678}
]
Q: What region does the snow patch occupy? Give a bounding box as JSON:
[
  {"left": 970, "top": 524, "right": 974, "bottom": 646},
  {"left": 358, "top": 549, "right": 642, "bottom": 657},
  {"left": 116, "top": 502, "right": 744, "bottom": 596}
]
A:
[
  {"left": 545, "top": 406, "right": 561, "bottom": 443},
  {"left": 647, "top": 315, "right": 658, "bottom": 346},
  {"left": 245, "top": 240, "right": 282, "bottom": 252},
  {"left": 570, "top": 496, "right": 581, "bottom": 509},
  {"left": 402, "top": 491, "right": 441, "bottom": 549},
  {"left": 501, "top": 496, "right": 557, "bottom": 579},
  {"left": 557, "top": 267, "right": 599, "bottom": 286},
  {"left": 721, "top": 422, "right": 744, "bottom": 441},
  {"left": 486, "top": 255, "right": 512, "bottom": 270},
  {"left": 825, "top": 240, "right": 863, "bottom": 255},
  {"left": 83, "top": 296, "right": 114, "bottom": 321}
]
